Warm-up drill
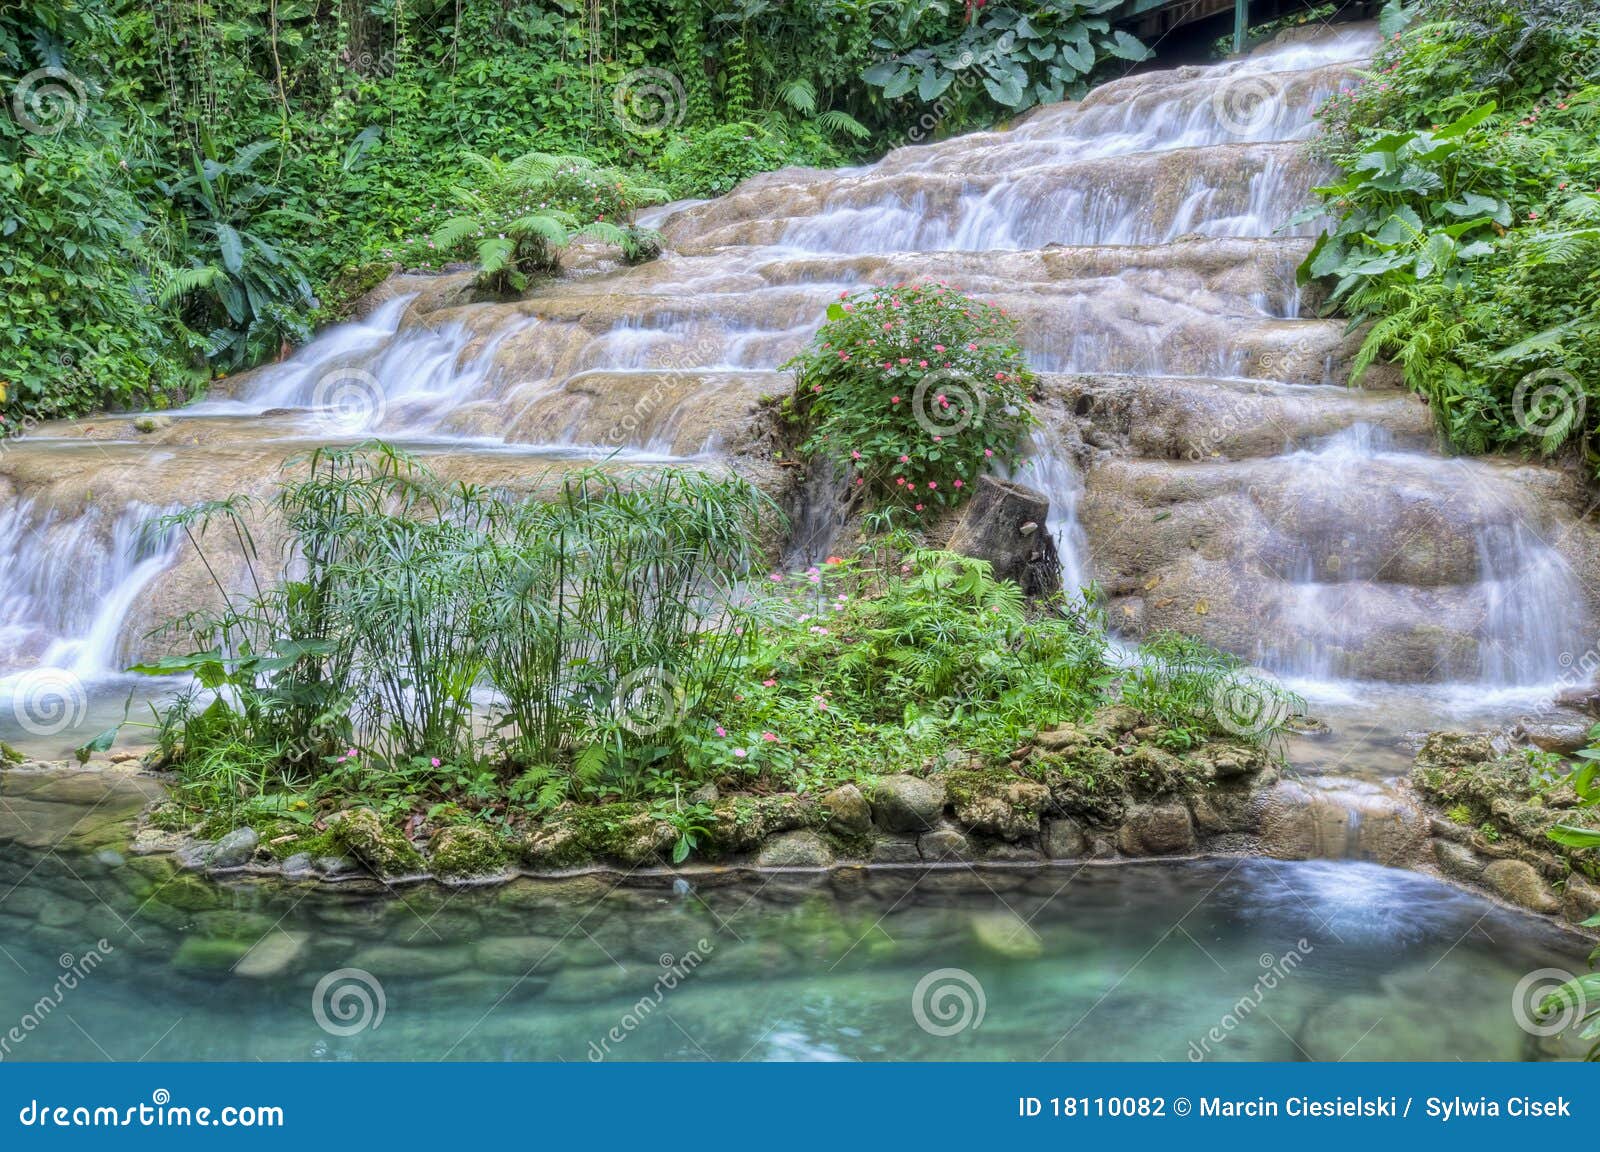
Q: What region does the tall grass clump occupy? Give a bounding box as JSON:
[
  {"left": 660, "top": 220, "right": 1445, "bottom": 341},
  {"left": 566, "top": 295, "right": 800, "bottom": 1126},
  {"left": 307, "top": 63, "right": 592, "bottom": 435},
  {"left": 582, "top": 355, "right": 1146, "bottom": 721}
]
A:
[{"left": 136, "top": 443, "right": 770, "bottom": 817}]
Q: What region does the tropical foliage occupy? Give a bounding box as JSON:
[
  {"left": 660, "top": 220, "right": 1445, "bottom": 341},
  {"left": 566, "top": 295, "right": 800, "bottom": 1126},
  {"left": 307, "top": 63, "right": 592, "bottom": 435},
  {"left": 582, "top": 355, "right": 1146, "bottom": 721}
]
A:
[
  {"left": 1299, "top": 0, "right": 1600, "bottom": 471},
  {"left": 131, "top": 443, "right": 1294, "bottom": 840},
  {"left": 1, "top": 0, "right": 1145, "bottom": 424}
]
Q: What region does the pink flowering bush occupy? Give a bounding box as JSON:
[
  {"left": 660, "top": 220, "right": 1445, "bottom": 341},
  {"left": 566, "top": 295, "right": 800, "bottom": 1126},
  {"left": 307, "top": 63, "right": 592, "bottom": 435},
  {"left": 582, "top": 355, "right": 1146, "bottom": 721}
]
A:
[{"left": 782, "top": 283, "right": 1035, "bottom": 514}]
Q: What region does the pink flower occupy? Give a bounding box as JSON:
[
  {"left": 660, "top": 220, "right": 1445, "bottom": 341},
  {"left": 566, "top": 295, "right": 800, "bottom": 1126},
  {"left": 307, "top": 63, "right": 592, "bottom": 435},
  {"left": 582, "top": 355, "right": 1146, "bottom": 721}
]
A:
[
  {"left": 918, "top": 360, "right": 928, "bottom": 368},
  {"left": 983, "top": 448, "right": 994, "bottom": 458},
  {"left": 346, "top": 748, "right": 358, "bottom": 757},
  {"left": 933, "top": 344, "right": 945, "bottom": 353},
  {"left": 716, "top": 726, "right": 727, "bottom": 737},
  {"left": 850, "top": 449, "right": 861, "bottom": 459},
  {"left": 915, "top": 503, "right": 925, "bottom": 511},
  {"left": 899, "top": 455, "right": 910, "bottom": 463},
  {"left": 770, "top": 572, "right": 784, "bottom": 582},
  {"left": 891, "top": 396, "right": 901, "bottom": 404},
  {"left": 762, "top": 679, "right": 777, "bottom": 687},
  {"left": 928, "top": 481, "right": 937, "bottom": 490},
  {"left": 953, "top": 479, "right": 963, "bottom": 488},
  {"left": 761, "top": 732, "right": 778, "bottom": 742},
  {"left": 430, "top": 757, "right": 441, "bottom": 767},
  {"left": 733, "top": 748, "right": 747, "bottom": 758}
]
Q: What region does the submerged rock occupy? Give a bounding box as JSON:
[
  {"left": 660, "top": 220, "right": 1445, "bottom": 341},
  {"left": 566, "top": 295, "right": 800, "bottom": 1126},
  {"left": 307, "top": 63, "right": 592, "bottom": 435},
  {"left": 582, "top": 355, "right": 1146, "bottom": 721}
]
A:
[
  {"left": 234, "top": 931, "right": 308, "bottom": 979},
  {"left": 971, "top": 910, "right": 1042, "bottom": 959}
]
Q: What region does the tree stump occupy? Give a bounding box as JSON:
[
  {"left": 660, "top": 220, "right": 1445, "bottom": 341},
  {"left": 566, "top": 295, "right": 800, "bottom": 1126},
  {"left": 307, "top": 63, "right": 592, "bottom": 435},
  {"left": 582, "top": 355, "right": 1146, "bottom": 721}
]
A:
[{"left": 945, "top": 475, "right": 1060, "bottom": 595}]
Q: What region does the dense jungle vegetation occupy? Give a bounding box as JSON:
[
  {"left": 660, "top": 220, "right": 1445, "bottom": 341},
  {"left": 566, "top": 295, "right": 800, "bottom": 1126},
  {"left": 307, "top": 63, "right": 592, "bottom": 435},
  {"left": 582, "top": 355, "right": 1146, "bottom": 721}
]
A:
[
  {"left": 1, "top": 0, "right": 1150, "bottom": 425},
  {"left": 1303, "top": 0, "right": 1600, "bottom": 473}
]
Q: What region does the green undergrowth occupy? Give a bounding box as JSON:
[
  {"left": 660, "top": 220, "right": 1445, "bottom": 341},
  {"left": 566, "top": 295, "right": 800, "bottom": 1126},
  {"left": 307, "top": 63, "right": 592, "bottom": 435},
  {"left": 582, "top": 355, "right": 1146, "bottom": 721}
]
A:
[
  {"left": 131, "top": 442, "right": 1300, "bottom": 865},
  {"left": 1299, "top": 0, "right": 1600, "bottom": 472}
]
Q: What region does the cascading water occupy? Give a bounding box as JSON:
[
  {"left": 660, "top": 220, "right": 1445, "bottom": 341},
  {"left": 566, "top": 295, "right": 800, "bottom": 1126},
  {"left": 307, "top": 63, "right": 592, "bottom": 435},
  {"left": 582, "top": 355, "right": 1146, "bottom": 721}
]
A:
[
  {"left": 2, "top": 22, "right": 1595, "bottom": 767},
  {"left": 0, "top": 501, "right": 180, "bottom": 680}
]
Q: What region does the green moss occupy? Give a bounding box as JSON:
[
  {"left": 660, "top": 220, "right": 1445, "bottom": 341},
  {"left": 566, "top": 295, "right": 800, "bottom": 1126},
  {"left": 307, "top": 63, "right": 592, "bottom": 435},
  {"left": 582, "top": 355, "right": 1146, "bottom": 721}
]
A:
[
  {"left": 0, "top": 741, "right": 24, "bottom": 764},
  {"left": 429, "top": 824, "right": 509, "bottom": 879},
  {"left": 333, "top": 808, "right": 425, "bottom": 876}
]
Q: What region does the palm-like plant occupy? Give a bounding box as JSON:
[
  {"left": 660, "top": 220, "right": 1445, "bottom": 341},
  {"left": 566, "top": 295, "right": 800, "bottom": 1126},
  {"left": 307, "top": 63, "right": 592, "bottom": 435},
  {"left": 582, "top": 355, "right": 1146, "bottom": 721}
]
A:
[
  {"left": 154, "top": 141, "right": 318, "bottom": 369},
  {"left": 430, "top": 151, "right": 668, "bottom": 293}
]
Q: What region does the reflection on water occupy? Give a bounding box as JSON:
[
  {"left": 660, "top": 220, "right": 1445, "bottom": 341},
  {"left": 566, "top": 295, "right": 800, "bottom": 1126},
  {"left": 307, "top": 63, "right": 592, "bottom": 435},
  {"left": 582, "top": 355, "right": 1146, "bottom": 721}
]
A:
[{"left": 0, "top": 776, "right": 1588, "bottom": 1063}]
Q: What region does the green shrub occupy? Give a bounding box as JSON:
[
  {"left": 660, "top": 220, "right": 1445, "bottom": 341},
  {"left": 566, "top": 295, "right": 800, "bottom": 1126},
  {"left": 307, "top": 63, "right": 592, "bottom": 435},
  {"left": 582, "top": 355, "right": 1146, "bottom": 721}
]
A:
[
  {"left": 783, "top": 283, "right": 1036, "bottom": 516},
  {"left": 657, "top": 121, "right": 792, "bottom": 197},
  {"left": 1299, "top": 0, "right": 1600, "bottom": 469},
  {"left": 410, "top": 151, "right": 668, "bottom": 293}
]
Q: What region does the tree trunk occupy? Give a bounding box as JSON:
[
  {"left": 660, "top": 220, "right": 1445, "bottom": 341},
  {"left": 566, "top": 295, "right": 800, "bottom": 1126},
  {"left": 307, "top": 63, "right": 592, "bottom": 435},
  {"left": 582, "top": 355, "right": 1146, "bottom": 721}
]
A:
[{"left": 945, "top": 475, "right": 1060, "bottom": 596}]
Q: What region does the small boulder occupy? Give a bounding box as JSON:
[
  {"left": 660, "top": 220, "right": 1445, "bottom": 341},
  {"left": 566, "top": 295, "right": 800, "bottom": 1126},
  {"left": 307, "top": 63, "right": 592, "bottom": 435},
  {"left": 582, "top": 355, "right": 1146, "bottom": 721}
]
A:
[
  {"left": 207, "top": 827, "right": 259, "bottom": 870},
  {"left": 281, "top": 853, "right": 315, "bottom": 877},
  {"left": 869, "top": 836, "right": 922, "bottom": 864},
  {"left": 822, "top": 784, "right": 872, "bottom": 834},
  {"left": 870, "top": 775, "right": 945, "bottom": 833},
  {"left": 1563, "top": 873, "right": 1600, "bottom": 922},
  {"left": 1116, "top": 802, "right": 1196, "bottom": 856},
  {"left": 132, "top": 414, "right": 172, "bottom": 433},
  {"left": 1042, "top": 818, "right": 1087, "bottom": 859},
  {"left": 756, "top": 830, "right": 835, "bottom": 868},
  {"left": 919, "top": 825, "right": 970, "bottom": 861},
  {"left": 333, "top": 808, "right": 424, "bottom": 877},
  {"left": 1431, "top": 838, "right": 1483, "bottom": 883},
  {"left": 428, "top": 824, "right": 508, "bottom": 880},
  {"left": 314, "top": 854, "right": 361, "bottom": 877},
  {"left": 1482, "top": 858, "right": 1560, "bottom": 914},
  {"left": 1518, "top": 716, "right": 1591, "bottom": 755},
  {"left": 949, "top": 775, "right": 1051, "bottom": 841}
]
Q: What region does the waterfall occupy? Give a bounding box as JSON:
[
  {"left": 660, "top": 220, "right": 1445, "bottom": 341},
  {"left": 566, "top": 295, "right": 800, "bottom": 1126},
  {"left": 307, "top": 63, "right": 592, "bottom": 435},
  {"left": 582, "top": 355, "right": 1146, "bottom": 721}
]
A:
[
  {"left": 0, "top": 502, "right": 180, "bottom": 682},
  {"left": 4, "top": 21, "right": 1593, "bottom": 712}
]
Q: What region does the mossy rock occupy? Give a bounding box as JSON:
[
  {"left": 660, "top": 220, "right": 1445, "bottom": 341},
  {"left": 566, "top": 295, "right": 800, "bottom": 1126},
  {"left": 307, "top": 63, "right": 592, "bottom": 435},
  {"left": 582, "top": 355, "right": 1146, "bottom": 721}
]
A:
[
  {"left": 705, "top": 794, "right": 819, "bottom": 855},
  {"left": 941, "top": 767, "right": 1051, "bottom": 840},
  {"left": 429, "top": 824, "right": 509, "bottom": 880},
  {"left": 517, "top": 802, "right": 669, "bottom": 869},
  {"left": 332, "top": 808, "right": 425, "bottom": 877}
]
